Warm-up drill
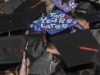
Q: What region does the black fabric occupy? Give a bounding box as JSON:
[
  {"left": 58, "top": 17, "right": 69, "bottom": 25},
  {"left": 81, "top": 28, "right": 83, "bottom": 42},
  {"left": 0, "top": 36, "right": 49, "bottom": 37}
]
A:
[
  {"left": 75, "top": 0, "right": 100, "bottom": 11},
  {"left": 47, "top": 30, "right": 99, "bottom": 68},
  {"left": 0, "top": 0, "right": 23, "bottom": 14},
  {"left": 91, "top": 29, "right": 100, "bottom": 75},
  {"left": 94, "top": 64, "right": 100, "bottom": 75},
  {"left": 0, "top": 35, "right": 28, "bottom": 64},
  {"left": 14, "top": 0, "right": 46, "bottom": 24},
  {"left": 0, "top": 13, "right": 27, "bottom": 33},
  {"left": 29, "top": 52, "right": 62, "bottom": 75},
  {"left": 83, "top": 12, "right": 100, "bottom": 22},
  {"left": 27, "top": 31, "right": 45, "bottom": 63},
  {"left": 93, "top": 48, "right": 100, "bottom": 65},
  {"left": 0, "top": 63, "right": 20, "bottom": 71}
]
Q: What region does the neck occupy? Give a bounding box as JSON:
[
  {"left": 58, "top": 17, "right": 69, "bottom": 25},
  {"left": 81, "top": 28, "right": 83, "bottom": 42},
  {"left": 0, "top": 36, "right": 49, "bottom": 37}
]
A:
[
  {"left": 84, "top": 25, "right": 90, "bottom": 29},
  {"left": 46, "top": 47, "right": 60, "bottom": 55},
  {"left": 76, "top": 19, "right": 90, "bottom": 29}
]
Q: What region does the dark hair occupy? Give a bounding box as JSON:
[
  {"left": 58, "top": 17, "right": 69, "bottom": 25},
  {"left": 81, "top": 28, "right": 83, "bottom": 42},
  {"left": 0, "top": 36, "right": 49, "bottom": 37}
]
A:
[{"left": 45, "top": 35, "right": 52, "bottom": 48}]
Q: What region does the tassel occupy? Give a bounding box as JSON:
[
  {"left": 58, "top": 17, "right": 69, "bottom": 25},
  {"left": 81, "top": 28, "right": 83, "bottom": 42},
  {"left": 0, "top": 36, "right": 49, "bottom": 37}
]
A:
[
  {"left": 19, "top": 51, "right": 27, "bottom": 75},
  {"left": 79, "top": 46, "right": 98, "bottom": 52}
]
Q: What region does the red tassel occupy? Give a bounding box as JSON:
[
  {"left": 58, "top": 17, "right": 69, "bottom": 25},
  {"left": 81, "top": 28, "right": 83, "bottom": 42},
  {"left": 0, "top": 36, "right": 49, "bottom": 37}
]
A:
[
  {"left": 79, "top": 46, "right": 98, "bottom": 52},
  {"left": 19, "top": 51, "right": 27, "bottom": 75},
  {"left": 30, "top": 1, "right": 42, "bottom": 9}
]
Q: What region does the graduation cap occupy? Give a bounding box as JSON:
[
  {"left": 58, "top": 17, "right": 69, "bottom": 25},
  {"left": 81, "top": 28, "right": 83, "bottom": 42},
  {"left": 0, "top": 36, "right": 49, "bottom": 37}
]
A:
[
  {"left": 75, "top": 0, "right": 100, "bottom": 11},
  {"left": 83, "top": 12, "right": 100, "bottom": 22},
  {"left": 82, "top": 12, "right": 100, "bottom": 29},
  {"left": 0, "top": 0, "right": 24, "bottom": 14},
  {"left": 14, "top": 0, "right": 46, "bottom": 24},
  {"left": 29, "top": 10, "right": 85, "bottom": 35},
  {"left": 0, "top": 13, "right": 27, "bottom": 33},
  {"left": 50, "top": 0, "right": 78, "bottom": 13},
  {"left": 0, "top": 35, "right": 28, "bottom": 71},
  {"left": 46, "top": 29, "right": 99, "bottom": 69}
]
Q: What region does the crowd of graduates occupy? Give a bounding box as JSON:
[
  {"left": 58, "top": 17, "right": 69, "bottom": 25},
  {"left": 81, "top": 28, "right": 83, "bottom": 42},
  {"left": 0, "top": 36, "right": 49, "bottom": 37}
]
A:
[{"left": 0, "top": 0, "right": 100, "bottom": 75}]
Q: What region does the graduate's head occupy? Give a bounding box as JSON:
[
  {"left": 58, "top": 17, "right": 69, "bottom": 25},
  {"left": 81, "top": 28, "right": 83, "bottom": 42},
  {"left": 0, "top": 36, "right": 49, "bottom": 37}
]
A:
[
  {"left": 43, "top": 34, "right": 55, "bottom": 49},
  {"left": 72, "top": 1, "right": 97, "bottom": 29}
]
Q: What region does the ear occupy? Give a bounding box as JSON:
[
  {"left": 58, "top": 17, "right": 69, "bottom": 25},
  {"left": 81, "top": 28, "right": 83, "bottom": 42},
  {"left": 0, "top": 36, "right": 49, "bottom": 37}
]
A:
[
  {"left": 43, "top": 36, "right": 47, "bottom": 44},
  {"left": 25, "top": 30, "right": 29, "bottom": 35}
]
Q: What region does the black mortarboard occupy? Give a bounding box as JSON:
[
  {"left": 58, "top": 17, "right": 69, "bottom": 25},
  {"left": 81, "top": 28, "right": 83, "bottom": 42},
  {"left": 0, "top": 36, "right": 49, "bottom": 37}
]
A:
[
  {"left": 0, "top": 35, "right": 28, "bottom": 64},
  {"left": 82, "top": 12, "right": 100, "bottom": 29},
  {"left": 75, "top": 0, "right": 100, "bottom": 11},
  {"left": 0, "top": 13, "right": 27, "bottom": 33},
  {"left": 46, "top": 29, "right": 99, "bottom": 68},
  {"left": 14, "top": 0, "right": 46, "bottom": 24},
  {"left": 0, "top": 0, "right": 24, "bottom": 14},
  {"left": 0, "top": 35, "right": 28, "bottom": 71},
  {"left": 83, "top": 12, "right": 100, "bottom": 22}
]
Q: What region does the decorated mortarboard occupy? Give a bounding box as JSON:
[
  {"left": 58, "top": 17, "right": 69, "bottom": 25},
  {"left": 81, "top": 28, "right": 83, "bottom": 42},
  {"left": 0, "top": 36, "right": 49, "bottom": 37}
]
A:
[
  {"left": 46, "top": 29, "right": 99, "bottom": 68},
  {"left": 0, "top": 0, "right": 24, "bottom": 14},
  {"left": 29, "top": 10, "right": 85, "bottom": 35},
  {"left": 0, "top": 13, "right": 27, "bottom": 33},
  {"left": 83, "top": 12, "right": 100, "bottom": 22},
  {"left": 28, "top": 22, "right": 42, "bottom": 32},
  {"left": 50, "top": 0, "right": 78, "bottom": 13},
  {"left": 14, "top": 0, "right": 46, "bottom": 24}
]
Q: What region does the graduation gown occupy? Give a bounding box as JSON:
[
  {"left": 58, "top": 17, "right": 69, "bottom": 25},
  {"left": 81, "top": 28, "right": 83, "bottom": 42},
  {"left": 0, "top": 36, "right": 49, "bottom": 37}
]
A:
[
  {"left": 28, "top": 51, "right": 62, "bottom": 75},
  {"left": 26, "top": 31, "right": 45, "bottom": 63},
  {"left": 91, "top": 29, "right": 100, "bottom": 75}
]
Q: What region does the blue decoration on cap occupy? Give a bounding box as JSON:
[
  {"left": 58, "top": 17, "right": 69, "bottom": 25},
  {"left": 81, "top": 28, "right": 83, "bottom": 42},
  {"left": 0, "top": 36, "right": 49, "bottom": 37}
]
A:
[{"left": 29, "top": 10, "right": 85, "bottom": 35}]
